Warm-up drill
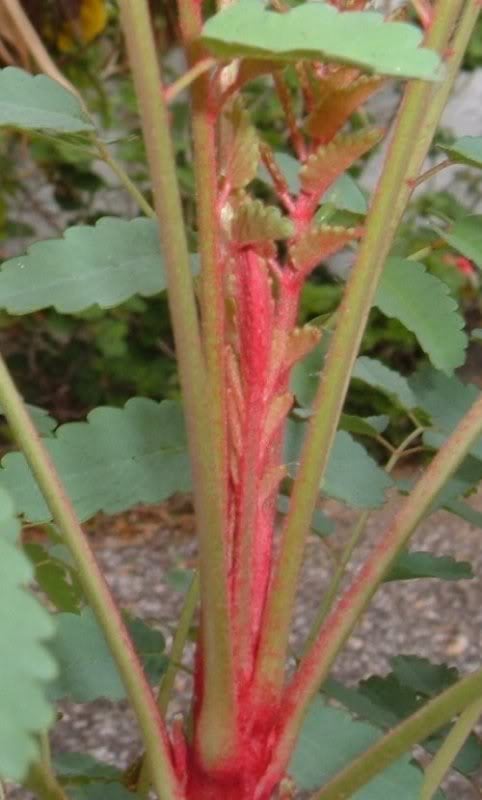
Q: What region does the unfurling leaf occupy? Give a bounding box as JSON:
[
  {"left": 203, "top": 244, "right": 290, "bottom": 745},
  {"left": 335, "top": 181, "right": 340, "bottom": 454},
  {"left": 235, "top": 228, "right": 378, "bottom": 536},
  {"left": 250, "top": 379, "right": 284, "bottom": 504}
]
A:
[
  {"left": 375, "top": 258, "right": 467, "bottom": 374},
  {"left": 0, "top": 487, "right": 56, "bottom": 781},
  {"left": 0, "top": 67, "right": 94, "bottom": 132},
  {"left": 201, "top": 2, "right": 441, "bottom": 79},
  {"left": 300, "top": 129, "right": 383, "bottom": 198},
  {"left": 305, "top": 79, "right": 384, "bottom": 144},
  {"left": 289, "top": 224, "right": 361, "bottom": 273},
  {"left": 230, "top": 197, "right": 294, "bottom": 244},
  {"left": 223, "top": 99, "right": 260, "bottom": 189}
]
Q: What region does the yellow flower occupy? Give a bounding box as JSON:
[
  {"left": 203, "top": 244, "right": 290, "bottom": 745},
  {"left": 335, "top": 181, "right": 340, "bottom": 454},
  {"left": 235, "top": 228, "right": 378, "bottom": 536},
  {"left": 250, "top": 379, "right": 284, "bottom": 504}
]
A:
[{"left": 57, "top": 0, "right": 108, "bottom": 52}]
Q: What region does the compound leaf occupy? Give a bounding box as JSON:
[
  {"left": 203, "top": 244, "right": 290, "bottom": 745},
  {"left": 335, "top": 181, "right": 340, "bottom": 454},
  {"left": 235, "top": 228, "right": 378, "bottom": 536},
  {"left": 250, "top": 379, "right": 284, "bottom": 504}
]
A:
[
  {"left": 375, "top": 258, "right": 467, "bottom": 374},
  {"left": 0, "top": 218, "right": 169, "bottom": 314},
  {"left": 0, "top": 487, "right": 57, "bottom": 781},
  {"left": 0, "top": 67, "right": 94, "bottom": 132},
  {"left": 201, "top": 1, "right": 440, "bottom": 79},
  {"left": 0, "top": 399, "right": 191, "bottom": 523}
]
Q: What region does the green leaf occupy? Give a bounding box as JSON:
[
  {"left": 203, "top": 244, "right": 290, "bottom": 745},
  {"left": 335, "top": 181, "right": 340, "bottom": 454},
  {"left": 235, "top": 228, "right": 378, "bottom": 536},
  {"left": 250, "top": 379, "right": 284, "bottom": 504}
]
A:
[
  {"left": 0, "top": 399, "right": 190, "bottom": 523},
  {"left": 352, "top": 357, "right": 417, "bottom": 411},
  {"left": 385, "top": 550, "right": 473, "bottom": 582},
  {"left": 323, "top": 173, "right": 368, "bottom": 215},
  {"left": 53, "top": 753, "right": 121, "bottom": 785},
  {"left": 24, "top": 543, "right": 84, "bottom": 613},
  {"left": 69, "top": 784, "right": 136, "bottom": 800},
  {"left": 258, "top": 151, "right": 300, "bottom": 193},
  {"left": 409, "top": 367, "right": 478, "bottom": 432},
  {"left": 49, "top": 608, "right": 167, "bottom": 702},
  {"left": 0, "top": 67, "right": 94, "bottom": 132},
  {"left": 436, "top": 216, "right": 482, "bottom": 270},
  {"left": 0, "top": 218, "right": 170, "bottom": 314},
  {"left": 375, "top": 258, "right": 467, "bottom": 374},
  {"left": 285, "top": 422, "right": 392, "bottom": 508},
  {"left": 201, "top": 1, "right": 440, "bottom": 79},
  {"left": 445, "top": 498, "right": 482, "bottom": 529},
  {"left": 277, "top": 493, "right": 334, "bottom": 537},
  {"left": 324, "top": 657, "right": 482, "bottom": 777},
  {"left": 472, "top": 328, "right": 482, "bottom": 342},
  {"left": 289, "top": 697, "right": 435, "bottom": 797},
  {"left": 0, "top": 486, "right": 57, "bottom": 781},
  {"left": 339, "top": 414, "right": 389, "bottom": 439},
  {"left": 0, "top": 403, "right": 57, "bottom": 436},
  {"left": 439, "top": 136, "right": 482, "bottom": 169}
]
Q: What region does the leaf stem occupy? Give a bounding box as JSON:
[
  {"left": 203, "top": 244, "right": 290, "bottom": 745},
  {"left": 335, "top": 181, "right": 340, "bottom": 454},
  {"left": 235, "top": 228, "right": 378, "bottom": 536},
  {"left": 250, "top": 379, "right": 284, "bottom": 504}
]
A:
[
  {"left": 409, "top": 157, "right": 453, "bottom": 189},
  {"left": 312, "top": 666, "right": 482, "bottom": 800},
  {"left": 165, "top": 58, "right": 216, "bottom": 103},
  {"left": 94, "top": 138, "right": 156, "bottom": 218},
  {"left": 253, "top": 0, "right": 472, "bottom": 703},
  {"left": 0, "top": 356, "right": 183, "bottom": 800},
  {"left": 119, "top": 0, "right": 237, "bottom": 767},
  {"left": 420, "top": 696, "right": 482, "bottom": 800}
]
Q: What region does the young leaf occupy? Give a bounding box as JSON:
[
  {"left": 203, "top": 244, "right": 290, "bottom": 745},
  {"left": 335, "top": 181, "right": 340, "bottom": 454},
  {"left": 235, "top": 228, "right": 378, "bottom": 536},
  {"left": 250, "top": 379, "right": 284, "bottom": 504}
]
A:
[
  {"left": 0, "top": 399, "right": 190, "bottom": 523},
  {"left": 230, "top": 197, "right": 294, "bottom": 243},
  {"left": 289, "top": 224, "right": 360, "bottom": 273},
  {"left": 285, "top": 421, "right": 392, "bottom": 508},
  {"left": 439, "top": 136, "right": 482, "bottom": 169},
  {"left": 436, "top": 216, "right": 482, "bottom": 270},
  {"left": 49, "top": 608, "right": 167, "bottom": 702},
  {"left": 0, "top": 218, "right": 171, "bottom": 314},
  {"left": 0, "top": 486, "right": 57, "bottom": 781},
  {"left": 300, "top": 129, "right": 382, "bottom": 198},
  {"left": 385, "top": 550, "right": 473, "bottom": 582},
  {"left": 289, "top": 697, "right": 438, "bottom": 797},
  {"left": 0, "top": 67, "right": 94, "bottom": 132},
  {"left": 375, "top": 258, "right": 467, "bottom": 374},
  {"left": 304, "top": 77, "right": 384, "bottom": 145},
  {"left": 352, "top": 356, "right": 417, "bottom": 412},
  {"left": 223, "top": 99, "right": 260, "bottom": 188},
  {"left": 201, "top": 1, "right": 441, "bottom": 79}
]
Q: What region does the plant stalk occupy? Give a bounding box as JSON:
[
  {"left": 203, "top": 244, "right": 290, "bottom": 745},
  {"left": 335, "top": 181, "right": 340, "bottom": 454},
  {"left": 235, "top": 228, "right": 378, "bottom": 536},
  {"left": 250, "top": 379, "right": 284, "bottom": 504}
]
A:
[
  {"left": 119, "top": 0, "right": 237, "bottom": 766},
  {"left": 0, "top": 356, "right": 183, "bottom": 800},
  {"left": 253, "top": 0, "right": 472, "bottom": 701},
  {"left": 94, "top": 138, "right": 156, "bottom": 218},
  {"left": 268, "top": 389, "right": 482, "bottom": 796},
  {"left": 312, "top": 666, "right": 482, "bottom": 800}
]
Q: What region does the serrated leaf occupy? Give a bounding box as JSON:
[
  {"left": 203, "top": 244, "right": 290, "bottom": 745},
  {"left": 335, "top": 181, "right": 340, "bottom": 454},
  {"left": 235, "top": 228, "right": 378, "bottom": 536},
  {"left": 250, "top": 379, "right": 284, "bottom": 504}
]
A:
[
  {"left": 409, "top": 366, "right": 478, "bottom": 432},
  {"left": 49, "top": 608, "right": 167, "bottom": 702},
  {"left": 285, "top": 422, "right": 392, "bottom": 508},
  {"left": 340, "top": 414, "right": 389, "bottom": 439},
  {"left": 0, "top": 399, "right": 190, "bottom": 523},
  {"left": 224, "top": 99, "right": 259, "bottom": 188},
  {"left": 375, "top": 258, "right": 467, "bottom": 374},
  {"left": 0, "top": 67, "right": 94, "bottom": 132},
  {"left": 0, "top": 486, "right": 57, "bottom": 781},
  {"left": 201, "top": 1, "right": 440, "bottom": 79},
  {"left": 24, "top": 542, "right": 84, "bottom": 613},
  {"left": 230, "top": 198, "right": 294, "bottom": 243},
  {"left": 0, "top": 218, "right": 171, "bottom": 314},
  {"left": 439, "top": 136, "right": 482, "bottom": 169},
  {"left": 289, "top": 696, "right": 435, "bottom": 797},
  {"left": 385, "top": 550, "right": 473, "bottom": 582},
  {"left": 259, "top": 150, "right": 300, "bottom": 194},
  {"left": 300, "top": 129, "right": 382, "bottom": 196},
  {"left": 436, "top": 216, "right": 482, "bottom": 270},
  {"left": 289, "top": 224, "right": 361, "bottom": 273},
  {"left": 352, "top": 356, "right": 417, "bottom": 411}
]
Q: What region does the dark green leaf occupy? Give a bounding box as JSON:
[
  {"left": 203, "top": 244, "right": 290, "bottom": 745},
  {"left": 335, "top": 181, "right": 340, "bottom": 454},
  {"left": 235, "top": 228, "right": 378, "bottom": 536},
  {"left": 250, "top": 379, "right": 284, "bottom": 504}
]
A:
[
  {"left": 49, "top": 609, "right": 167, "bottom": 702},
  {"left": 0, "top": 399, "right": 190, "bottom": 523},
  {"left": 24, "top": 542, "right": 84, "bottom": 613},
  {"left": 322, "top": 173, "right": 368, "bottom": 215},
  {"left": 340, "top": 414, "right": 389, "bottom": 439},
  {"left": 439, "top": 136, "right": 482, "bottom": 169},
  {"left": 352, "top": 357, "right": 417, "bottom": 411},
  {"left": 0, "top": 67, "right": 94, "bottom": 132},
  {"left": 0, "top": 218, "right": 172, "bottom": 314},
  {"left": 54, "top": 752, "right": 121, "bottom": 784},
  {"left": 0, "top": 487, "right": 56, "bottom": 781},
  {"left": 385, "top": 550, "right": 473, "bottom": 582},
  {"left": 409, "top": 366, "right": 479, "bottom": 434},
  {"left": 375, "top": 258, "right": 467, "bottom": 374},
  {"left": 69, "top": 784, "right": 136, "bottom": 800},
  {"left": 201, "top": 1, "right": 440, "bottom": 79},
  {"left": 289, "top": 697, "right": 435, "bottom": 797},
  {"left": 436, "top": 216, "right": 482, "bottom": 270}
]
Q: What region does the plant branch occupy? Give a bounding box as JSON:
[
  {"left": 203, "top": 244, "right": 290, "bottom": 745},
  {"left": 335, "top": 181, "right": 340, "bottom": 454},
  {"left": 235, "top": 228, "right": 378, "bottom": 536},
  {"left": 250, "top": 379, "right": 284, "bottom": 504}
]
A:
[
  {"left": 94, "top": 138, "right": 156, "bottom": 218},
  {"left": 270, "top": 389, "right": 482, "bottom": 795},
  {"left": 408, "top": 157, "right": 453, "bottom": 188},
  {"left": 420, "top": 696, "right": 482, "bottom": 800},
  {"left": 165, "top": 58, "right": 216, "bottom": 103},
  {"left": 0, "top": 355, "right": 183, "bottom": 800},
  {"left": 312, "top": 666, "right": 482, "bottom": 800},
  {"left": 253, "top": 0, "right": 472, "bottom": 703},
  {"left": 119, "top": 0, "right": 237, "bottom": 767}
]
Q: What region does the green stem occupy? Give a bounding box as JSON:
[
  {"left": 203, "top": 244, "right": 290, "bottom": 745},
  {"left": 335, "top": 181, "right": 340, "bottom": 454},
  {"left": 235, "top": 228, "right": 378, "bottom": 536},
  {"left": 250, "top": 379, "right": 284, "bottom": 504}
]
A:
[
  {"left": 27, "top": 762, "right": 69, "bottom": 800},
  {"left": 420, "top": 696, "right": 482, "bottom": 800},
  {"left": 253, "top": 0, "right": 472, "bottom": 702},
  {"left": 303, "top": 425, "right": 424, "bottom": 651},
  {"left": 270, "top": 390, "right": 482, "bottom": 796},
  {"left": 0, "top": 356, "right": 183, "bottom": 800},
  {"left": 409, "top": 157, "right": 453, "bottom": 189},
  {"left": 311, "top": 667, "right": 482, "bottom": 800},
  {"left": 118, "top": 0, "right": 237, "bottom": 767},
  {"left": 94, "top": 138, "right": 156, "bottom": 218},
  {"left": 137, "top": 573, "right": 200, "bottom": 796}
]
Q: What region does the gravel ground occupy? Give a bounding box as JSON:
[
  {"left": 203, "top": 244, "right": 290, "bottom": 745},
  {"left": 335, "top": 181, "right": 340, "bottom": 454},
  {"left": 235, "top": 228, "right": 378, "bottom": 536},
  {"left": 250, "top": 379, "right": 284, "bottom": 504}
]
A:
[{"left": 6, "top": 485, "right": 482, "bottom": 799}]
